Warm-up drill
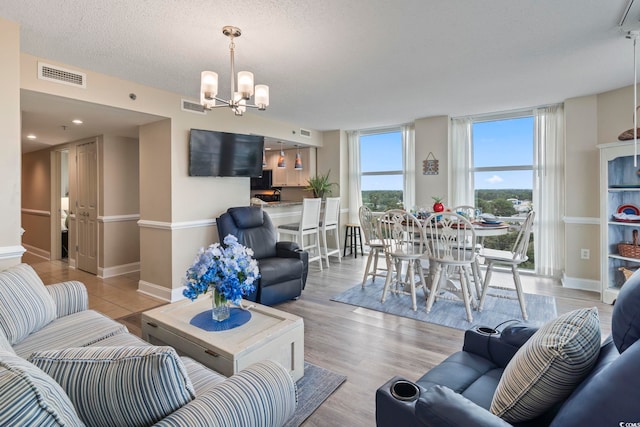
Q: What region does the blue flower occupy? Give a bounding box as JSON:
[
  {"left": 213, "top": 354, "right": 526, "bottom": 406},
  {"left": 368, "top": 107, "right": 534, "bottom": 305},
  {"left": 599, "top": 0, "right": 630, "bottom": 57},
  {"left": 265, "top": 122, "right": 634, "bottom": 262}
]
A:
[{"left": 182, "top": 234, "right": 260, "bottom": 305}]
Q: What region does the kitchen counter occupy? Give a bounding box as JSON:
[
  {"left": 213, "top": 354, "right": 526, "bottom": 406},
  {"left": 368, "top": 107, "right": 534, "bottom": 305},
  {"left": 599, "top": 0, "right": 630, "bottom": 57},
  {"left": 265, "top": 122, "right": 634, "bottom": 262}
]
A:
[{"left": 262, "top": 200, "right": 303, "bottom": 207}]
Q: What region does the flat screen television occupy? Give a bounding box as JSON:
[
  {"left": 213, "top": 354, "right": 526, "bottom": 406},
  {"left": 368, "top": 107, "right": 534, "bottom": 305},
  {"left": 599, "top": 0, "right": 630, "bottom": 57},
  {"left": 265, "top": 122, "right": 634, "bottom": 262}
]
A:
[{"left": 188, "top": 129, "right": 264, "bottom": 177}]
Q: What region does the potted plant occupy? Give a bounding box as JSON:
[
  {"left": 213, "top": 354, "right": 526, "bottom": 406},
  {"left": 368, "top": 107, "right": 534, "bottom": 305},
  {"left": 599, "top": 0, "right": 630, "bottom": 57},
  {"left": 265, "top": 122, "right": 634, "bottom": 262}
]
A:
[{"left": 306, "top": 170, "right": 338, "bottom": 199}]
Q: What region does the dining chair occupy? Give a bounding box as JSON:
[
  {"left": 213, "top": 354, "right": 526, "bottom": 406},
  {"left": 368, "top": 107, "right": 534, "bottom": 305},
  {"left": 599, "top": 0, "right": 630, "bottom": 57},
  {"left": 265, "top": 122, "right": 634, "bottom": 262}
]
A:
[
  {"left": 358, "top": 205, "right": 387, "bottom": 288},
  {"left": 452, "top": 204, "right": 483, "bottom": 296},
  {"left": 378, "top": 209, "right": 429, "bottom": 311},
  {"left": 277, "top": 198, "right": 323, "bottom": 270},
  {"left": 478, "top": 210, "right": 535, "bottom": 320},
  {"left": 319, "top": 197, "right": 342, "bottom": 267},
  {"left": 423, "top": 212, "right": 478, "bottom": 322}
]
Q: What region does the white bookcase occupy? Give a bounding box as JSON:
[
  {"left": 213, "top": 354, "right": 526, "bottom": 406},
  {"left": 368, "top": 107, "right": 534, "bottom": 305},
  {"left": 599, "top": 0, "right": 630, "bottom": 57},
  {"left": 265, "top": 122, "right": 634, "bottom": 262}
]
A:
[{"left": 599, "top": 141, "right": 640, "bottom": 304}]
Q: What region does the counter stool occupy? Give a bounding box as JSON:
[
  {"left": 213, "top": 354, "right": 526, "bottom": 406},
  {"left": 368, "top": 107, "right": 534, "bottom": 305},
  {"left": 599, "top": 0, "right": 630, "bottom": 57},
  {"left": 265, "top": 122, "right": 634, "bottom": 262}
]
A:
[{"left": 343, "top": 223, "right": 363, "bottom": 258}]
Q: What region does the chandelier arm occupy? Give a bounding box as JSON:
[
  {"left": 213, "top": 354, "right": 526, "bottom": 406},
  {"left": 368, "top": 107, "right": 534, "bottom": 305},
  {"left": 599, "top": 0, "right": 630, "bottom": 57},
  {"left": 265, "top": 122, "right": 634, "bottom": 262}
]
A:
[{"left": 229, "top": 39, "right": 236, "bottom": 106}]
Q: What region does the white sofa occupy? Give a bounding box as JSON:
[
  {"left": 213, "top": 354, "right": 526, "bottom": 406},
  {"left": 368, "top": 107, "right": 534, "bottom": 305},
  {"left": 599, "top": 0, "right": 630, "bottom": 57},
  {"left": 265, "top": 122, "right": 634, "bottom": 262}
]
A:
[{"left": 0, "top": 263, "right": 297, "bottom": 427}]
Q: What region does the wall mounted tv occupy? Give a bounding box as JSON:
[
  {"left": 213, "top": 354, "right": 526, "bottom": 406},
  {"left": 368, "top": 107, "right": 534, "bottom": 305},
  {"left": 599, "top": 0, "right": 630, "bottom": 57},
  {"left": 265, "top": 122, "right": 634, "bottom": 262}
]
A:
[{"left": 188, "top": 129, "right": 264, "bottom": 177}]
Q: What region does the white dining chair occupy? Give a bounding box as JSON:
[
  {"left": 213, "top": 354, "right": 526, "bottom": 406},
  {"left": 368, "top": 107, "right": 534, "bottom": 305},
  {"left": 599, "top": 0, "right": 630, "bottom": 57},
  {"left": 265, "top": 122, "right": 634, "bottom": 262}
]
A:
[
  {"left": 423, "top": 212, "right": 478, "bottom": 322},
  {"left": 379, "top": 209, "right": 429, "bottom": 311},
  {"left": 319, "top": 197, "right": 342, "bottom": 268},
  {"left": 478, "top": 210, "right": 535, "bottom": 320},
  {"left": 277, "top": 198, "right": 323, "bottom": 270},
  {"left": 358, "top": 205, "right": 387, "bottom": 288}
]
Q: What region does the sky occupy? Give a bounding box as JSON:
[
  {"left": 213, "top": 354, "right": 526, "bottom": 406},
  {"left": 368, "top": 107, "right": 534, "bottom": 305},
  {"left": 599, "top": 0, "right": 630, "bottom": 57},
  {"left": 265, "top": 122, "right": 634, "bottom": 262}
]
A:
[{"left": 359, "top": 116, "right": 534, "bottom": 191}]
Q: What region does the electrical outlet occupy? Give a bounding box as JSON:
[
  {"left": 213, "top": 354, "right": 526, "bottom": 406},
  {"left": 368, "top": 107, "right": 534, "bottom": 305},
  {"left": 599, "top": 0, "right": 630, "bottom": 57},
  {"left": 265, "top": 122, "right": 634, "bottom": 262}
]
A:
[{"left": 581, "top": 249, "right": 590, "bottom": 260}]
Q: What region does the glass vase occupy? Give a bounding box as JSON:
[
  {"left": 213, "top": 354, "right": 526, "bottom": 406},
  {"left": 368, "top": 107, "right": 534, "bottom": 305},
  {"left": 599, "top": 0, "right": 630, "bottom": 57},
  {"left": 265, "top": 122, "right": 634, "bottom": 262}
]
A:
[{"left": 211, "top": 288, "right": 230, "bottom": 322}]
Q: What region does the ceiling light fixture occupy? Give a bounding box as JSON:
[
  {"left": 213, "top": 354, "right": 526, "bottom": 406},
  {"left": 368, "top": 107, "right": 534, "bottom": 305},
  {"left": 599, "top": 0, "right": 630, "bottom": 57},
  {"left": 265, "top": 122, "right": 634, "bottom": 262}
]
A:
[
  {"left": 294, "top": 145, "right": 303, "bottom": 170},
  {"left": 27, "top": 134, "right": 36, "bottom": 140},
  {"left": 72, "top": 119, "right": 83, "bottom": 125},
  {"left": 277, "top": 142, "right": 286, "bottom": 169},
  {"left": 200, "top": 26, "right": 269, "bottom": 116}
]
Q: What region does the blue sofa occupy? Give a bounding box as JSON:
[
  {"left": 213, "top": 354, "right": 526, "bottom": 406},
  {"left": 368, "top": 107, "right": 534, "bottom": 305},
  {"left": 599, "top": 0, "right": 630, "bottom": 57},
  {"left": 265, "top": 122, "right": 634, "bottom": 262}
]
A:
[{"left": 376, "top": 270, "right": 640, "bottom": 426}]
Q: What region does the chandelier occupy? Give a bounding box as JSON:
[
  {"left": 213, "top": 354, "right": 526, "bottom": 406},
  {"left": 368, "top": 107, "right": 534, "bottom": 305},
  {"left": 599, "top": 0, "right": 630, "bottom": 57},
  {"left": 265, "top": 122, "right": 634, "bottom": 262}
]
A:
[{"left": 200, "top": 26, "right": 269, "bottom": 116}]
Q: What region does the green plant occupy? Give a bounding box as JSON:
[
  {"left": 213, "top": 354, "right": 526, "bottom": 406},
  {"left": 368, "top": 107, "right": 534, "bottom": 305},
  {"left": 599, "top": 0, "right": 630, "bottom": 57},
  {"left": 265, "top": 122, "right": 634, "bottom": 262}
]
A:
[{"left": 306, "top": 170, "right": 338, "bottom": 199}]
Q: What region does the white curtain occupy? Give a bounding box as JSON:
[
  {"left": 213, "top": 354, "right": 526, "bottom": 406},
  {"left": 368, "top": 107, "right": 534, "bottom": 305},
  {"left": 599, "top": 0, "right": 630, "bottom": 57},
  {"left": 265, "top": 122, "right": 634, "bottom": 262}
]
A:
[
  {"left": 533, "top": 105, "right": 565, "bottom": 277},
  {"left": 402, "top": 124, "right": 416, "bottom": 211},
  {"left": 347, "top": 130, "right": 361, "bottom": 223},
  {"left": 449, "top": 117, "right": 474, "bottom": 208}
]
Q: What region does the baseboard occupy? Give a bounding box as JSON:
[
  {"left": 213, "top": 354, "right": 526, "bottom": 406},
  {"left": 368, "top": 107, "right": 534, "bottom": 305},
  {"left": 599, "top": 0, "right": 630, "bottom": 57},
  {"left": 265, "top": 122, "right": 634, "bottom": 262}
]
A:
[
  {"left": 561, "top": 273, "right": 601, "bottom": 293},
  {"left": 98, "top": 262, "right": 140, "bottom": 279},
  {"left": 22, "top": 244, "right": 49, "bottom": 260},
  {"left": 138, "top": 280, "right": 185, "bottom": 302}
]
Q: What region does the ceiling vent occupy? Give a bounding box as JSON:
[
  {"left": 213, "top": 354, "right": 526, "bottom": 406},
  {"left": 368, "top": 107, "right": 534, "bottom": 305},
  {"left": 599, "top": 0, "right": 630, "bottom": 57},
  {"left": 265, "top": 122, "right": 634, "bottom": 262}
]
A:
[
  {"left": 181, "top": 99, "right": 206, "bottom": 114},
  {"left": 38, "top": 62, "right": 86, "bottom": 88},
  {"left": 299, "top": 128, "right": 312, "bottom": 138},
  {"left": 620, "top": 0, "right": 640, "bottom": 31}
]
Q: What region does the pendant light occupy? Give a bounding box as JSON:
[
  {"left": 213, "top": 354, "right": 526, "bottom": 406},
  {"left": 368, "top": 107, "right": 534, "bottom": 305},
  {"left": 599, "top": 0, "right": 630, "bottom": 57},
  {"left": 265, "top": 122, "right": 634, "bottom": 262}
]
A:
[
  {"left": 277, "top": 142, "right": 286, "bottom": 168},
  {"left": 294, "top": 145, "right": 303, "bottom": 170}
]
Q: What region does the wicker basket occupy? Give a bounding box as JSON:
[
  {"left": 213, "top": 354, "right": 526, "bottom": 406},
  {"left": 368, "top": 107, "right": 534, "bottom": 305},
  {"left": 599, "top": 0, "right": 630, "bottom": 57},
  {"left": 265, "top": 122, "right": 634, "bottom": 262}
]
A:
[
  {"left": 618, "top": 243, "right": 640, "bottom": 258},
  {"left": 619, "top": 229, "right": 640, "bottom": 259}
]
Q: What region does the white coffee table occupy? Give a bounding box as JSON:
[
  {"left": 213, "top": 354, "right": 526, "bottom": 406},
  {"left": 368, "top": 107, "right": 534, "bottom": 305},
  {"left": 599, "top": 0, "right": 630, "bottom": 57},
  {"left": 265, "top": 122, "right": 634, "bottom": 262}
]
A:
[{"left": 141, "top": 295, "right": 304, "bottom": 381}]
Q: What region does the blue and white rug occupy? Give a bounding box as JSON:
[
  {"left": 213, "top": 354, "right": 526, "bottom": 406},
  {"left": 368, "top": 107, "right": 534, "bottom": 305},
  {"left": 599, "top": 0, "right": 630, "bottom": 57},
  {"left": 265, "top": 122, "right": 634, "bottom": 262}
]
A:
[{"left": 331, "top": 279, "right": 557, "bottom": 331}]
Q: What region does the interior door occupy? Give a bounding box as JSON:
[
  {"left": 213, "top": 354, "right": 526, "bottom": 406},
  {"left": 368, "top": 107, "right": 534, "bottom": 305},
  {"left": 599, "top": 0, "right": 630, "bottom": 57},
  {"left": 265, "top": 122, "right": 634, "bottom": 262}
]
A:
[{"left": 76, "top": 141, "right": 98, "bottom": 274}]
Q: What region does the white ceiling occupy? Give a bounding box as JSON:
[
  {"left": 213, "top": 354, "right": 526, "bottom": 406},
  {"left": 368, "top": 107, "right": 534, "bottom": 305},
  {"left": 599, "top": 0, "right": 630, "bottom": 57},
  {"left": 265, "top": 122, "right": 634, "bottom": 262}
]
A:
[{"left": 2, "top": 0, "right": 639, "bottom": 152}]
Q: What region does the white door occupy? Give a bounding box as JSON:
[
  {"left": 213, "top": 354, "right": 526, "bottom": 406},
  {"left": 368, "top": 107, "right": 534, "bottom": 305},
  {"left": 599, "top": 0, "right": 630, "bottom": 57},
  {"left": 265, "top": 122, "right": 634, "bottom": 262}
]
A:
[{"left": 76, "top": 141, "right": 98, "bottom": 274}]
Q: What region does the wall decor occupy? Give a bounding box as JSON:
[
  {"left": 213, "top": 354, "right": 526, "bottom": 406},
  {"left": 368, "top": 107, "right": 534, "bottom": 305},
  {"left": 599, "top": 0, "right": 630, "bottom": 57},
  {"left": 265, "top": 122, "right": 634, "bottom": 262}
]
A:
[{"left": 423, "top": 152, "right": 439, "bottom": 175}]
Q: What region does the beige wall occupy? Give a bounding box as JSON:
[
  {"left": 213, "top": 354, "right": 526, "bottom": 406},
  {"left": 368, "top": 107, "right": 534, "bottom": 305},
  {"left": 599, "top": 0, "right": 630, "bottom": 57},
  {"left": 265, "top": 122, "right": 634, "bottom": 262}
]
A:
[
  {"left": 21, "top": 149, "right": 52, "bottom": 255},
  {"left": 415, "top": 116, "right": 449, "bottom": 210},
  {"left": 0, "top": 18, "right": 23, "bottom": 269},
  {"left": 563, "top": 95, "right": 600, "bottom": 285},
  {"left": 99, "top": 135, "right": 140, "bottom": 273}
]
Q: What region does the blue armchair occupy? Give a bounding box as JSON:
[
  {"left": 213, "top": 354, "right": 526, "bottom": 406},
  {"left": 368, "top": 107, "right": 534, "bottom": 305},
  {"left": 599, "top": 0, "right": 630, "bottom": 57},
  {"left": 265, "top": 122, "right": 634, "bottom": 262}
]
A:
[
  {"left": 376, "top": 270, "right": 640, "bottom": 426},
  {"left": 217, "top": 206, "right": 308, "bottom": 306}
]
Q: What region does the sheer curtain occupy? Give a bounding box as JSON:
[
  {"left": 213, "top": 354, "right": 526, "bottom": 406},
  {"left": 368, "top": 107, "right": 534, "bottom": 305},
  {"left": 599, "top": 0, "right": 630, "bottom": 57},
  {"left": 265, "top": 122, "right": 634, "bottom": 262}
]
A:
[
  {"left": 402, "top": 124, "right": 416, "bottom": 211},
  {"left": 347, "top": 130, "right": 361, "bottom": 223},
  {"left": 533, "top": 105, "right": 565, "bottom": 277},
  {"left": 449, "top": 117, "right": 474, "bottom": 207}
]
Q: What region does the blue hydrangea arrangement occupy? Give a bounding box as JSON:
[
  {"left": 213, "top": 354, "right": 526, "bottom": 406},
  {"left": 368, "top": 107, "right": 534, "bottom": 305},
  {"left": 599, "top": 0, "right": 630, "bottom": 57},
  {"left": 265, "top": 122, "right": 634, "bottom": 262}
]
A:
[{"left": 183, "top": 234, "right": 259, "bottom": 304}]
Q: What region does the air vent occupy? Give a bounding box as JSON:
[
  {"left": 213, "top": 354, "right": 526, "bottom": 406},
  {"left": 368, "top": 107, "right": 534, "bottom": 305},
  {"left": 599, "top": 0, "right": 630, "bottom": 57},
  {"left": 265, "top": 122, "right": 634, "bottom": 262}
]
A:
[
  {"left": 38, "top": 62, "right": 86, "bottom": 88},
  {"left": 300, "top": 128, "right": 312, "bottom": 138},
  {"left": 181, "top": 99, "right": 206, "bottom": 114}
]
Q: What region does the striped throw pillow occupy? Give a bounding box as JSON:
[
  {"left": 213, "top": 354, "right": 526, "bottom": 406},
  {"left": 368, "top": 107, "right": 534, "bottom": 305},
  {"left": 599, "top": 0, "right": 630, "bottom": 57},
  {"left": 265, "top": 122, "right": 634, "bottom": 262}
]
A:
[
  {"left": 0, "top": 264, "right": 57, "bottom": 345},
  {"left": 490, "top": 307, "right": 601, "bottom": 423},
  {"left": 29, "top": 346, "right": 195, "bottom": 427},
  {"left": 0, "top": 350, "right": 84, "bottom": 426}
]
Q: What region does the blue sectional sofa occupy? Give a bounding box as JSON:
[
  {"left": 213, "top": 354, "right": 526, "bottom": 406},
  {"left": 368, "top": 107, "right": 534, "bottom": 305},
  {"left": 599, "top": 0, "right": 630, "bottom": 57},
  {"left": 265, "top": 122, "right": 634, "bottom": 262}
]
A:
[
  {"left": 0, "top": 263, "right": 297, "bottom": 426},
  {"left": 376, "top": 268, "right": 640, "bottom": 426}
]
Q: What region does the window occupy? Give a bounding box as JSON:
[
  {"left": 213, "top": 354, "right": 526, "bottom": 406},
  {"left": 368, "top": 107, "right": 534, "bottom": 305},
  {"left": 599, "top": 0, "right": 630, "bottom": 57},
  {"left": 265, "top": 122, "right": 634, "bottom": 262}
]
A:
[
  {"left": 472, "top": 115, "right": 535, "bottom": 269},
  {"left": 359, "top": 129, "right": 404, "bottom": 211}
]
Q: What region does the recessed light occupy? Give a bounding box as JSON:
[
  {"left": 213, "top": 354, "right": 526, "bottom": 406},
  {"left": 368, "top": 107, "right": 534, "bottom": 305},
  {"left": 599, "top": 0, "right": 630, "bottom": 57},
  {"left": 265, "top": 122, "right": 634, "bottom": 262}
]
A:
[
  {"left": 72, "top": 119, "right": 83, "bottom": 125},
  {"left": 265, "top": 147, "right": 272, "bottom": 150},
  {"left": 27, "top": 134, "right": 36, "bottom": 140}
]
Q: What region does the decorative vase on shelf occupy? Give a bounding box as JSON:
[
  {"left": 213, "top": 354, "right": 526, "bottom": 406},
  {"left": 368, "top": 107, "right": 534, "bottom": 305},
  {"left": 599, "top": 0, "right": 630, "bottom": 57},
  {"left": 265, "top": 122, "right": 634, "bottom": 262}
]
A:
[{"left": 211, "top": 288, "right": 230, "bottom": 322}]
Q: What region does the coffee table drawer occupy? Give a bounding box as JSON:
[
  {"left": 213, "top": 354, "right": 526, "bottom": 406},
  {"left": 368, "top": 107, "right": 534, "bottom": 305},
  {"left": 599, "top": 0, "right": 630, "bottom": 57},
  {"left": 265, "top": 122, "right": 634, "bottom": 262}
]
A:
[{"left": 143, "top": 323, "right": 234, "bottom": 376}]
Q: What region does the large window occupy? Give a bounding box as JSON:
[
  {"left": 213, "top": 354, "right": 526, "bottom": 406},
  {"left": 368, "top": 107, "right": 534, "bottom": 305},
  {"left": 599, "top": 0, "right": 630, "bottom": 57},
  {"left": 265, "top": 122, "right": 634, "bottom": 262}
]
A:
[
  {"left": 360, "top": 129, "right": 404, "bottom": 211},
  {"left": 472, "top": 115, "right": 535, "bottom": 269}
]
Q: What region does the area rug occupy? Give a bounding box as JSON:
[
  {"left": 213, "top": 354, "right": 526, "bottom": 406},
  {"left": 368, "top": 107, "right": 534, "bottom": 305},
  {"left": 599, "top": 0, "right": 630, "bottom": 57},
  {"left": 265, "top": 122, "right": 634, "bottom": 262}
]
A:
[
  {"left": 331, "top": 279, "right": 557, "bottom": 330},
  {"left": 286, "top": 362, "right": 347, "bottom": 427}
]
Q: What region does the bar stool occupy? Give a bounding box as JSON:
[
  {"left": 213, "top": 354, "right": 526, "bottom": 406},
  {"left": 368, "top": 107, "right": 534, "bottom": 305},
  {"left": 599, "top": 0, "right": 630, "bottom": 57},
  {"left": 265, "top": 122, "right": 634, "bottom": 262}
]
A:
[
  {"left": 343, "top": 223, "right": 363, "bottom": 258},
  {"left": 319, "top": 197, "right": 342, "bottom": 267},
  {"left": 277, "top": 198, "right": 323, "bottom": 270}
]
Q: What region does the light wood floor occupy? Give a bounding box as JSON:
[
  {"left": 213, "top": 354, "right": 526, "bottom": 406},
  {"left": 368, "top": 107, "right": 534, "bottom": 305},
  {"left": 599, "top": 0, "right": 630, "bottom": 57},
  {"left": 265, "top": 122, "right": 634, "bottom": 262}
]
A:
[{"left": 23, "top": 252, "right": 612, "bottom": 427}]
